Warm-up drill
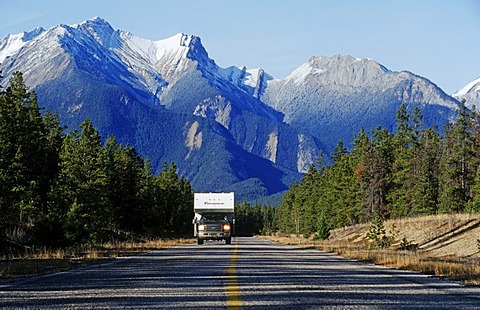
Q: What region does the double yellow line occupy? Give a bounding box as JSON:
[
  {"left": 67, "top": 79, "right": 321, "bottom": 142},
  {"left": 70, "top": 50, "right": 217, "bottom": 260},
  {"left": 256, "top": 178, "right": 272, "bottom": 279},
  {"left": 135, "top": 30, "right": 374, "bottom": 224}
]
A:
[{"left": 225, "top": 241, "right": 242, "bottom": 309}]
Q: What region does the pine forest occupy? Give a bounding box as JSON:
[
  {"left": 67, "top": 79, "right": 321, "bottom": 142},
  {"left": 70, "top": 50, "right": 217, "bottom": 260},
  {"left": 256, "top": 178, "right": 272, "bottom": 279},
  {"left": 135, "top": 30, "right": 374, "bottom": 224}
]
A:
[
  {"left": 277, "top": 101, "right": 480, "bottom": 238},
  {"left": 1, "top": 70, "right": 480, "bottom": 252},
  {"left": 0, "top": 72, "right": 194, "bottom": 251}
]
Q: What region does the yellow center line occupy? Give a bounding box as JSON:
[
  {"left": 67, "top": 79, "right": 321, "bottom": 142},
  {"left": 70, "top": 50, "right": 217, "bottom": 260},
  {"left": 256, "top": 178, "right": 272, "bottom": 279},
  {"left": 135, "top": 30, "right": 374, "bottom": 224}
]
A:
[{"left": 225, "top": 240, "right": 242, "bottom": 309}]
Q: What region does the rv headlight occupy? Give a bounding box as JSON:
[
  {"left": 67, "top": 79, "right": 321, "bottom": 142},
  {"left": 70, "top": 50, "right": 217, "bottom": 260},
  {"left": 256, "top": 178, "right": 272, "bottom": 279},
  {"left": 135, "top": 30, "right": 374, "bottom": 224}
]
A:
[
  {"left": 222, "top": 224, "right": 231, "bottom": 231},
  {"left": 198, "top": 224, "right": 206, "bottom": 231}
]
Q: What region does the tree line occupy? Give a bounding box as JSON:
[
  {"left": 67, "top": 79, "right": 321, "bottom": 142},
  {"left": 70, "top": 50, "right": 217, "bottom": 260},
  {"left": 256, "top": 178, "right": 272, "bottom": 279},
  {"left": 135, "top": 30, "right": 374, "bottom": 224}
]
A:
[
  {"left": 0, "top": 72, "right": 193, "bottom": 251},
  {"left": 5, "top": 69, "right": 479, "bottom": 249},
  {"left": 278, "top": 102, "right": 480, "bottom": 238}
]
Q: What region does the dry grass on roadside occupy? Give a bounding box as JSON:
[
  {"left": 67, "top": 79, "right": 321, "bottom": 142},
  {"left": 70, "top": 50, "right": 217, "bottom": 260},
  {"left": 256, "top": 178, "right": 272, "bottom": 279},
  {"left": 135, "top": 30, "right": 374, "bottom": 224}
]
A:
[
  {"left": 329, "top": 246, "right": 480, "bottom": 285},
  {"left": 261, "top": 235, "right": 480, "bottom": 286},
  {"left": 0, "top": 238, "right": 195, "bottom": 278},
  {"left": 98, "top": 238, "right": 195, "bottom": 256}
]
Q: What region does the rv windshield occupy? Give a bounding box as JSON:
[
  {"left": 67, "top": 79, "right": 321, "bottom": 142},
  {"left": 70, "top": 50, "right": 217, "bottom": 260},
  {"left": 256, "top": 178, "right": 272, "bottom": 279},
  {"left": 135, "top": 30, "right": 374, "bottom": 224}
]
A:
[{"left": 200, "top": 214, "right": 228, "bottom": 223}]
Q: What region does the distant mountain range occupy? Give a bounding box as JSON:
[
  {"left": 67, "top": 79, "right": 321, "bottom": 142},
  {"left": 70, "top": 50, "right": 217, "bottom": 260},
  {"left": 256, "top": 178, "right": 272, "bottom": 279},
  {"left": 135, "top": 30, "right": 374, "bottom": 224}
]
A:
[{"left": 0, "top": 17, "right": 469, "bottom": 202}]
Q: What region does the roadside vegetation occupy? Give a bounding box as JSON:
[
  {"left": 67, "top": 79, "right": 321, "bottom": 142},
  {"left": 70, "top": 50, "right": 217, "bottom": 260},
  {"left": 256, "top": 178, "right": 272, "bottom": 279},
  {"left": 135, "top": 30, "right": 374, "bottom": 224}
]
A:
[
  {"left": 0, "top": 238, "right": 194, "bottom": 278},
  {"left": 0, "top": 72, "right": 193, "bottom": 260},
  {"left": 277, "top": 102, "right": 480, "bottom": 237},
  {"left": 240, "top": 100, "right": 480, "bottom": 288},
  {"left": 3, "top": 69, "right": 480, "bottom": 285},
  {"left": 262, "top": 213, "right": 480, "bottom": 286}
]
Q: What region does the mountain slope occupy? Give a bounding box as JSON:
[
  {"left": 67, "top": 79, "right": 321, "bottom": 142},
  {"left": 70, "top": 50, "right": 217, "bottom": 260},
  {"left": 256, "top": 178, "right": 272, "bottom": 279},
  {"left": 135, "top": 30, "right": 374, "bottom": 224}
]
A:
[{"left": 261, "top": 55, "right": 460, "bottom": 150}]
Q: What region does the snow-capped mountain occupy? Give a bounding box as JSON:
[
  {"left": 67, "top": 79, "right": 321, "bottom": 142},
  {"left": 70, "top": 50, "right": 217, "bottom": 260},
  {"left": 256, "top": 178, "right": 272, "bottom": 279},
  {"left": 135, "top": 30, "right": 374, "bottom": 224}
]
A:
[
  {"left": 0, "top": 17, "right": 316, "bottom": 201},
  {"left": 453, "top": 77, "right": 480, "bottom": 108},
  {"left": 260, "top": 55, "right": 459, "bottom": 149},
  {"left": 0, "top": 17, "right": 462, "bottom": 201}
]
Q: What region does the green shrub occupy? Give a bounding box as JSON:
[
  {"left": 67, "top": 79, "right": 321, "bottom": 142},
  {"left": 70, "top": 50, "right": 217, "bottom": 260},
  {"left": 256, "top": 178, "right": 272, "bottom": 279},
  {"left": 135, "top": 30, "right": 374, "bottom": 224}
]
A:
[
  {"left": 313, "top": 215, "right": 331, "bottom": 241},
  {"left": 366, "top": 216, "right": 394, "bottom": 248}
]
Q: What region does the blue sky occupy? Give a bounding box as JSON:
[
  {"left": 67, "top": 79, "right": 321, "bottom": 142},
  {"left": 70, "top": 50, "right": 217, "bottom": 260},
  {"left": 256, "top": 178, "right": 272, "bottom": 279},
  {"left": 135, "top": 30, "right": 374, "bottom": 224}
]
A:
[{"left": 1, "top": 0, "right": 479, "bottom": 94}]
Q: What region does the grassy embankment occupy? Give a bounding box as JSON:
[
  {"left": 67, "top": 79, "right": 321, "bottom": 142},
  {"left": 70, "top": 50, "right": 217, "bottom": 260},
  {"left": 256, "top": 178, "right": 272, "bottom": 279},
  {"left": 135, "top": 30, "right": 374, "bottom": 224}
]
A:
[
  {"left": 0, "top": 238, "right": 194, "bottom": 278},
  {"left": 263, "top": 213, "right": 480, "bottom": 286}
]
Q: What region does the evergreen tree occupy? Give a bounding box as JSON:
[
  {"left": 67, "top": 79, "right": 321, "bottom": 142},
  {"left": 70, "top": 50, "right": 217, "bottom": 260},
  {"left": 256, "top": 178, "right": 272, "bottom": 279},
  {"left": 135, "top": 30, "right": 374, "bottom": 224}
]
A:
[
  {"left": 0, "top": 72, "right": 53, "bottom": 247},
  {"left": 103, "top": 137, "right": 144, "bottom": 234},
  {"left": 146, "top": 162, "right": 193, "bottom": 237},
  {"left": 412, "top": 128, "right": 441, "bottom": 215},
  {"left": 298, "top": 165, "right": 320, "bottom": 234},
  {"left": 350, "top": 128, "right": 371, "bottom": 222},
  {"left": 467, "top": 107, "right": 480, "bottom": 212},
  {"left": 439, "top": 101, "right": 476, "bottom": 213},
  {"left": 359, "top": 127, "right": 394, "bottom": 219},
  {"left": 137, "top": 158, "right": 157, "bottom": 235},
  {"left": 278, "top": 182, "right": 301, "bottom": 235},
  {"left": 328, "top": 140, "right": 362, "bottom": 227},
  {"left": 51, "top": 119, "right": 109, "bottom": 244},
  {"left": 33, "top": 111, "right": 65, "bottom": 245},
  {"left": 388, "top": 104, "right": 414, "bottom": 217}
]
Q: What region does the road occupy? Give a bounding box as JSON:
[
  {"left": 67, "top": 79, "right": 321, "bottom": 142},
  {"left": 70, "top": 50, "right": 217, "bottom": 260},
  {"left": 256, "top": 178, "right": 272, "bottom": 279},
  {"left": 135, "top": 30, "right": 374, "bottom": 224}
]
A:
[{"left": 1, "top": 237, "right": 480, "bottom": 309}]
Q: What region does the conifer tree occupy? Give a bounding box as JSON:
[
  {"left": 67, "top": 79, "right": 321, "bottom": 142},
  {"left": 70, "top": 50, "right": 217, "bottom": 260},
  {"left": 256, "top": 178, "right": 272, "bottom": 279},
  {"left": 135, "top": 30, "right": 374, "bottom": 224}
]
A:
[
  {"left": 0, "top": 72, "right": 53, "bottom": 246},
  {"left": 279, "top": 182, "right": 301, "bottom": 235},
  {"left": 412, "top": 128, "right": 441, "bottom": 214},
  {"left": 360, "top": 127, "right": 394, "bottom": 219},
  {"left": 137, "top": 158, "right": 157, "bottom": 234},
  {"left": 439, "top": 101, "right": 476, "bottom": 213},
  {"left": 466, "top": 107, "right": 480, "bottom": 212},
  {"left": 103, "top": 137, "right": 144, "bottom": 234},
  {"left": 388, "top": 104, "right": 414, "bottom": 217},
  {"left": 52, "top": 119, "right": 109, "bottom": 244}
]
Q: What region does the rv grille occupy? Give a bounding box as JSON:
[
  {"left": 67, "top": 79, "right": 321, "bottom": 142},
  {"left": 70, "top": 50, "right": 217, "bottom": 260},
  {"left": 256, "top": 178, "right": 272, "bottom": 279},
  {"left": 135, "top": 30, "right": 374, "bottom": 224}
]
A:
[{"left": 206, "top": 224, "right": 222, "bottom": 232}]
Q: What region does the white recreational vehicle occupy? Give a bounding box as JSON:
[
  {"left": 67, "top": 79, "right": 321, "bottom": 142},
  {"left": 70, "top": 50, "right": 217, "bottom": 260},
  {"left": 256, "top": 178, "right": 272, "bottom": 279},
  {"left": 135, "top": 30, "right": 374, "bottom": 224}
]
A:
[{"left": 193, "top": 192, "right": 234, "bottom": 245}]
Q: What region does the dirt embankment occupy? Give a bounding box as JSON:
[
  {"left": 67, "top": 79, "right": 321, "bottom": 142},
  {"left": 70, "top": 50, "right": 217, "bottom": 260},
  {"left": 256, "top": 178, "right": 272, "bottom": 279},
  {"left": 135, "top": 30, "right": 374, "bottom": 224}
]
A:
[{"left": 326, "top": 213, "right": 480, "bottom": 258}]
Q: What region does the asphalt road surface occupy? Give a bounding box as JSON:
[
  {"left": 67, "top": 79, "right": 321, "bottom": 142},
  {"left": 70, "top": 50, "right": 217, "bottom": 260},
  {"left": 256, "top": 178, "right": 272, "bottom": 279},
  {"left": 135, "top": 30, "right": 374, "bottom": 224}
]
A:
[{"left": 1, "top": 237, "right": 480, "bottom": 309}]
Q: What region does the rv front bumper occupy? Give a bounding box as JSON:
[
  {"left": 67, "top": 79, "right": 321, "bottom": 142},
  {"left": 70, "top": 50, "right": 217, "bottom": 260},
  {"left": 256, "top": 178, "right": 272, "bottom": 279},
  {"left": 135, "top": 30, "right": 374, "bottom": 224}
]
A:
[{"left": 198, "top": 231, "right": 231, "bottom": 240}]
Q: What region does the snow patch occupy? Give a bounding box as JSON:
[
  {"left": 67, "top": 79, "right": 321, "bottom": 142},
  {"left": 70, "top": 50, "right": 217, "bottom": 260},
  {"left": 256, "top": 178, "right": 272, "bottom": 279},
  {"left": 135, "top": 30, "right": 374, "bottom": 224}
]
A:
[
  {"left": 0, "top": 27, "right": 45, "bottom": 63},
  {"left": 244, "top": 68, "right": 263, "bottom": 88},
  {"left": 153, "top": 33, "right": 192, "bottom": 62},
  {"left": 0, "top": 33, "right": 25, "bottom": 63},
  {"left": 454, "top": 77, "right": 480, "bottom": 98},
  {"left": 285, "top": 62, "right": 325, "bottom": 84}
]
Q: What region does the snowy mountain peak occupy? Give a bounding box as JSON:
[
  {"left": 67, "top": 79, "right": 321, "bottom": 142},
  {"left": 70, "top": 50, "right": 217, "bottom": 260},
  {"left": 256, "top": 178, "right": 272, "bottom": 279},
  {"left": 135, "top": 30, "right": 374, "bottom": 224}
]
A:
[
  {"left": 74, "top": 16, "right": 109, "bottom": 26},
  {"left": 285, "top": 54, "right": 389, "bottom": 86},
  {"left": 312, "top": 55, "right": 389, "bottom": 76},
  {"left": 72, "top": 16, "right": 115, "bottom": 46},
  {"left": 453, "top": 77, "right": 480, "bottom": 107},
  {"left": 23, "top": 27, "right": 45, "bottom": 41},
  {"left": 154, "top": 33, "right": 194, "bottom": 54},
  {"left": 143, "top": 32, "right": 207, "bottom": 64},
  {"left": 0, "top": 27, "right": 45, "bottom": 63},
  {"left": 454, "top": 77, "right": 480, "bottom": 98}
]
